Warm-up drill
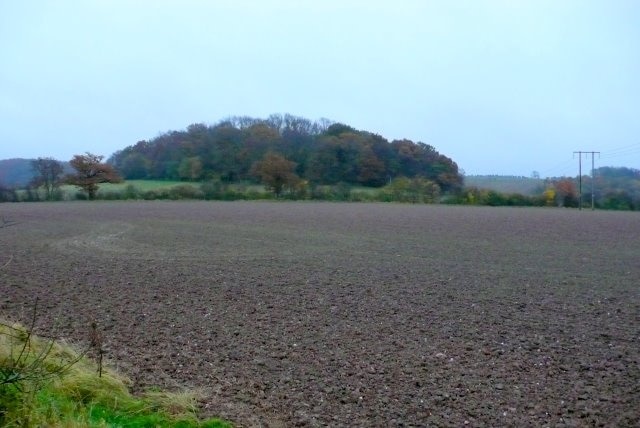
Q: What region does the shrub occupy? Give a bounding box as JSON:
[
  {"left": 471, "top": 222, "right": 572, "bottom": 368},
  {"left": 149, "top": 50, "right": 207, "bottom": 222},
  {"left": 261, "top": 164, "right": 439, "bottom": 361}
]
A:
[
  {"left": 350, "top": 191, "right": 375, "bottom": 202},
  {"left": 600, "top": 191, "right": 636, "bottom": 210},
  {"left": 141, "top": 189, "right": 171, "bottom": 200},
  {"left": 200, "top": 181, "right": 225, "bottom": 200},
  {"left": 99, "top": 191, "right": 122, "bottom": 200},
  {"left": 0, "top": 187, "right": 18, "bottom": 203},
  {"left": 168, "top": 185, "right": 204, "bottom": 200},
  {"left": 379, "top": 177, "right": 440, "bottom": 203},
  {"left": 122, "top": 184, "right": 138, "bottom": 200},
  {"left": 332, "top": 182, "right": 352, "bottom": 201}
]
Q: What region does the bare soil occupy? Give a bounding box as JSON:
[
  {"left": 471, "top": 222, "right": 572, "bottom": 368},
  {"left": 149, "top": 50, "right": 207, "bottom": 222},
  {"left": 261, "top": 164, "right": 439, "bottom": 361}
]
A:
[{"left": 1, "top": 201, "right": 639, "bottom": 427}]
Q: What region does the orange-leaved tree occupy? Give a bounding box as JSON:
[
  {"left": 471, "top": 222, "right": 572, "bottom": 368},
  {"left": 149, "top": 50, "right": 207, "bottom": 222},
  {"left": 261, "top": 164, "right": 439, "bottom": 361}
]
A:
[
  {"left": 66, "top": 153, "right": 122, "bottom": 199},
  {"left": 554, "top": 178, "right": 579, "bottom": 207},
  {"left": 250, "top": 152, "right": 300, "bottom": 197}
]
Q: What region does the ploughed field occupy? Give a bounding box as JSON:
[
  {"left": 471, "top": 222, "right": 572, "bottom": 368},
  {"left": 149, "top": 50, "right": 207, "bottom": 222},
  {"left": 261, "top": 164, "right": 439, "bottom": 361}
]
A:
[{"left": 1, "top": 201, "right": 638, "bottom": 427}]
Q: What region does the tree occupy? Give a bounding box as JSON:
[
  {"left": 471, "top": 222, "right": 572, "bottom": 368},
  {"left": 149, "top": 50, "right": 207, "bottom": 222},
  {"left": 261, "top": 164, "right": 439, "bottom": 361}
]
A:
[
  {"left": 30, "top": 157, "right": 64, "bottom": 200},
  {"left": 178, "top": 156, "right": 203, "bottom": 181},
  {"left": 250, "top": 152, "right": 300, "bottom": 197},
  {"left": 66, "top": 153, "right": 122, "bottom": 199},
  {"left": 357, "top": 147, "right": 386, "bottom": 186},
  {"left": 118, "top": 152, "right": 149, "bottom": 179},
  {"left": 542, "top": 187, "right": 556, "bottom": 206},
  {"left": 307, "top": 135, "right": 360, "bottom": 184},
  {"left": 553, "top": 179, "right": 578, "bottom": 207}
]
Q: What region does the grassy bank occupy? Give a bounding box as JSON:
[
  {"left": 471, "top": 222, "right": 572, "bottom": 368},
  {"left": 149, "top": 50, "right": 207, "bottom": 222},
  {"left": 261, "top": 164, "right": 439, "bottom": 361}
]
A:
[{"left": 0, "top": 321, "right": 231, "bottom": 427}]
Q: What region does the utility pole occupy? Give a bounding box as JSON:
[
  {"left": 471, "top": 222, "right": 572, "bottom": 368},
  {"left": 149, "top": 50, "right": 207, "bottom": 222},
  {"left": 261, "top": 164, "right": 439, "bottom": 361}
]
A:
[
  {"left": 574, "top": 152, "right": 583, "bottom": 209},
  {"left": 573, "top": 151, "right": 600, "bottom": 210}
]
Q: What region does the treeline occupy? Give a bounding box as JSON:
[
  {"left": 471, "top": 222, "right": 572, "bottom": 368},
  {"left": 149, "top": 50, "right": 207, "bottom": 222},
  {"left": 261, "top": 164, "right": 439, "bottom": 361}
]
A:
[
  {"left": 455, "top": 167, "right": 640, "bottom": 210},
  {"left": 2, "top": 167, "right": 638, "bottom": 210},
  {"left": 591, "top": 166, "right": 640, "bottom": 210},
  {"left": 108, "top": 114, "right": 463, "bottom": 192},
  {"left": 99, "top": 179, "right": 440, "bottom": 203}
]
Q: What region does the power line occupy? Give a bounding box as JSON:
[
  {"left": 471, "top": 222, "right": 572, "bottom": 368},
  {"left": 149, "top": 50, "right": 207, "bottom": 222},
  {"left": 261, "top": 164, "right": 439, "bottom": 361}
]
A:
[
  {"left": 602, "top": 142, "right": 640, "bottom": 155},
  {"left": 540, "top": 143, "right": 637, "bottom": 179},
  {"left": 600, "top": 147, "right": 640, "bottom": 160},
  {"left": 600, "top": 142, "right": 640, "bottom": 160}
]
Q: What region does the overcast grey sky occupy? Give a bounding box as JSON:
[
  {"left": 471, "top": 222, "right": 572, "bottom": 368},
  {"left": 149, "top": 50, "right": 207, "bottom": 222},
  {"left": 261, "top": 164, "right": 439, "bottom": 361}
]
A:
[{"left": 1, "top": 0, "right": 639, "bottom": 177}]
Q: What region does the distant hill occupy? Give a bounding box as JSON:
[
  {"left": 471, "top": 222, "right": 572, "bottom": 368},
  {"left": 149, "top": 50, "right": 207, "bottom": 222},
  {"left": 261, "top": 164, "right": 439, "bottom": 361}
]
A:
[
  {"left": 0, "top": 159, "right": 35, "bottom": 187},
  {"left": 0, "top": 158, "right": 72, "bottom": 188},
  {"left": 464, "top": 175, "right": 544, "bottom": 195}
]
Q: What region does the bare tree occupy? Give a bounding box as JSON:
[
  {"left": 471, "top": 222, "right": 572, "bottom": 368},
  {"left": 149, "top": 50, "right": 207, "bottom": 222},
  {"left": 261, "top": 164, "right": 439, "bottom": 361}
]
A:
[{"left": 30, "top": 157, "right": 64, "bottom": 200}]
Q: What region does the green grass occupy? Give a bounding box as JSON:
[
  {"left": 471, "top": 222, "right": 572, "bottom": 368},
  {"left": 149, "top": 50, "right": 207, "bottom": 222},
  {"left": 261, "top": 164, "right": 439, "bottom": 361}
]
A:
[
  {"left": 97, "top": 180, "right": 195, "bottom": 193},
  {"left": 0, "top": 321, "right": 232, "bottom": 427},
  {"left": 50, "top": 180, "right": 199, "bottom": 197},
  {"left": 464, "top": 175, "right": 544, "bottom": 195},
  {"left": 95, "top": 180, "right": 382, "bottom": 196},
  {"left": 96, "top": 180, "right": 267, "bottom": 195},
  {"left": 28, "top": 180, "right": 380, "bottom": 201}
]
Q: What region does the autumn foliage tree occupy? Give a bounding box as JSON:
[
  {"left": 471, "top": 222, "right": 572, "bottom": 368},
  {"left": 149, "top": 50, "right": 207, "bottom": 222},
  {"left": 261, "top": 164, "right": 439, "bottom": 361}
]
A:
[
  {"left": 553, "top": 178, "right": 579, "bottom": 207},
  {"left": 250, "top": 152, "right": 300, "bottom": 197},
  {"left": 66, "top": 153, "right": 122, "bottom": 199}
]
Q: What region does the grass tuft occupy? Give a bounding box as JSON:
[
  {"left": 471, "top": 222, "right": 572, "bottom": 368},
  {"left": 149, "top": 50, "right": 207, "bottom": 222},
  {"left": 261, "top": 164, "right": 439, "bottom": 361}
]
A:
[{"left": 0, "top": 321, "right": 232, "bottom": 427}]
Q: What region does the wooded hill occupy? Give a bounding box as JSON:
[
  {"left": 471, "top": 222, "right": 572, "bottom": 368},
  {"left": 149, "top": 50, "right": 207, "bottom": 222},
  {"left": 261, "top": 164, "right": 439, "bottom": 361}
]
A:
[{"left": 108, "top": 114, "right": 463, "bottom": 192}]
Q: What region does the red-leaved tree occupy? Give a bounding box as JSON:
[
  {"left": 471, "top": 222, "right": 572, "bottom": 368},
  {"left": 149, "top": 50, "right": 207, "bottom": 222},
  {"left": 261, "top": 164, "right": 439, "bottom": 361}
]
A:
[{"left": 66, "top": 153, "right": 122, "bottom": 199}]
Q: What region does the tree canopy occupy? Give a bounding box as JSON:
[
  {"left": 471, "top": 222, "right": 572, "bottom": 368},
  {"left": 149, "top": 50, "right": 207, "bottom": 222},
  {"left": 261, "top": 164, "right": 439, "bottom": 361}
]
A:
[
  {"left": 250, "top": 152, "right": 300, "bottom": 197},
  {"left": 109, "top": 114, "right": 463, "bottom": 192},
  {"left": 66, "top": 153, "right": 122, "bottom": 199}
]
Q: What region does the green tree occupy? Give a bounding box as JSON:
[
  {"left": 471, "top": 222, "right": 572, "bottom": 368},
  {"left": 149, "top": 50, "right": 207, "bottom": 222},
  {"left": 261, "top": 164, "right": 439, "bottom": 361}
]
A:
[
  {"left": 178, "top": 156, "right": 203, "bottom": 181},
  {"left": 250, "top": 152, "right": 300, "bottom": 197},
  {"left": 118, "top": 152, "right": 149, "bottom": 179},
  {"left": 307, "top": 135, "right": 359, "bottom": 184},
  {"left": 66, "top": 153, "right": 122, "bottom": 200}
]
